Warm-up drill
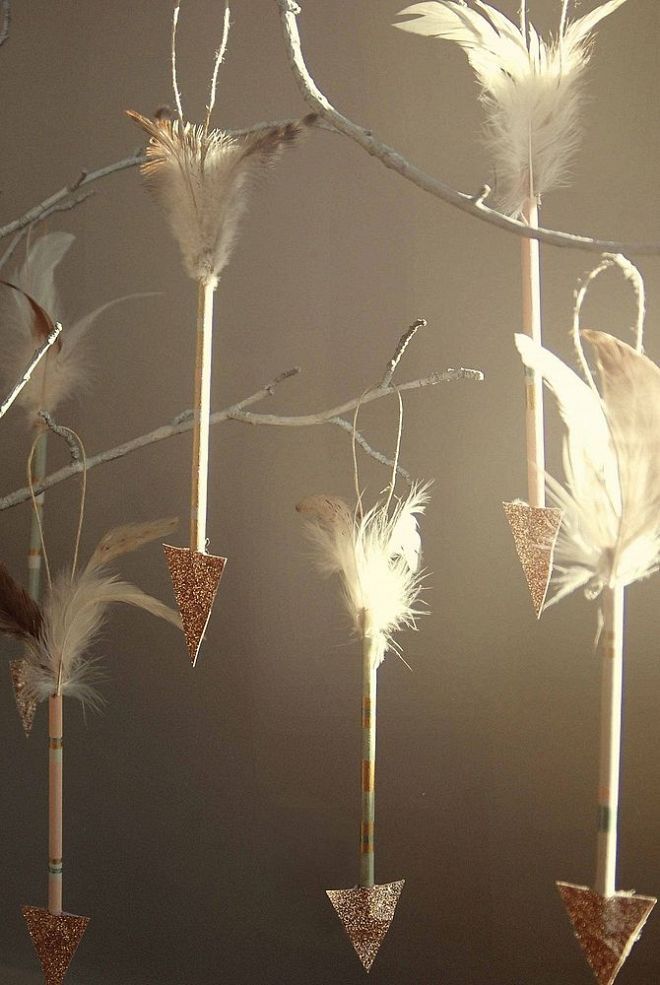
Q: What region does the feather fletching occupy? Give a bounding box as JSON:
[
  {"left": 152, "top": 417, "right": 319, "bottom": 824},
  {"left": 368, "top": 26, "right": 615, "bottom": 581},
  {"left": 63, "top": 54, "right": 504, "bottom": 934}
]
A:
[
  {"left": 0, "top": 233, "right": 155, "bottom": 420},
  {"left": 298, "top": 484, "right": 430, "bottom": 668},
  {"left": 127, "top": 111, "right": 308, "bottom": 287},
  {"left": 395, "top": 0, "right": 628, "bottom": 215},
  {"left": 0, "top": 518, "right": 181, "bottom": 705},
  {"left": 516, "top": 331, "right": 660, "bottom": 604}
]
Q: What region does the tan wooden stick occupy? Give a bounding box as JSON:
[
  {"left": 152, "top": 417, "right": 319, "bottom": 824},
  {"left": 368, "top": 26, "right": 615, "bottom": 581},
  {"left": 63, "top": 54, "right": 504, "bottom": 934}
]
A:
[
  {"left": 48, "top": 694, "right": 63, "bottom": 914},
  {"left": 521, "top": 197, "right": 546, "bottom": 507},
  {"left": 595, "top": 585, "right": 624, "bottom": 897},
  {"left": 190, "top": 281, "right": 215, "bottom": 553}
]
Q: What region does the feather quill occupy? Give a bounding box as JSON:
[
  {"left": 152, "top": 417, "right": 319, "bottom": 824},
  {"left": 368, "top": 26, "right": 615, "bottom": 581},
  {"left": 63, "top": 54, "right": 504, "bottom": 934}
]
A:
[
  {"left": 0, "top": 232, "right": 156, "bottom": 420},
  {"left": 395, "top": 0, "right": 628, "bottom": 215},
  {"left": 126, "top": 111, "right": 309, "bottom": 286},
  {"left": 515, "top": 331, "right": 660, "bottom": 604},
  {"left": 298, "top": 484, "right": 430, "bottom": 667}
]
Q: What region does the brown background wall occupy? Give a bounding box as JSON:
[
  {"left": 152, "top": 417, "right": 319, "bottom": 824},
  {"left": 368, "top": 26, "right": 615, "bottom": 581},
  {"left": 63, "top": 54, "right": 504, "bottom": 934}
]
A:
[{"left": 0, "top": 1, "right": 659, "bottom": 983}]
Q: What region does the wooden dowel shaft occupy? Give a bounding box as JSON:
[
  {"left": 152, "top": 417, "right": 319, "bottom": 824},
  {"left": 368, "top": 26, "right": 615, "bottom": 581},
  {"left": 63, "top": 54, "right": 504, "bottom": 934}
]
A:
[
  {"left": 359, "top": 614, "right": 377, "bottom": 888},
  {"left": 48, "top": 694, "right": 63, "bottom": 914},
  {"left": 190, "top": 280, "right": 215, "bottom": 553},
  {"left": 521, "top": 196, "right": 546, "bottom": 507},
  {"left": 595, "top": 584, "right": 624, "bottom": 898}
]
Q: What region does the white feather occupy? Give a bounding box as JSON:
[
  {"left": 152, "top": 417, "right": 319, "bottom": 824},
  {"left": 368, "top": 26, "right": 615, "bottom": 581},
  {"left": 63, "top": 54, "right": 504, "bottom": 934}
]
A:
[
  {"left": 516, "top": 331, "right": 660, "bottom": 603},
  {"left": 127, "top": 112, "right": 304, "bottom": 287},
  {"left": 21, "top": 522, "right": 182, "bottom": 705},
  {"left": 299, "top": 483, "right": 430, "bottom": 668},
  {"left": 0, "top": 233, "right": 154, "bottom": 420},
  {"left": 395, "top": 0, "right": 628, "bottom": 215}
]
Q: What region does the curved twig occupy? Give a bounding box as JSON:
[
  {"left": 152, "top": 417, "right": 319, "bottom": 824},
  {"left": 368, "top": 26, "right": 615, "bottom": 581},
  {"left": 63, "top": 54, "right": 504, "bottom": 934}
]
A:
[
  {"left": 276, "top": 0, "right": 660, "bottom": 257},
  {"left": 0, "top": 365, "right": 482, "bottom": 511}
]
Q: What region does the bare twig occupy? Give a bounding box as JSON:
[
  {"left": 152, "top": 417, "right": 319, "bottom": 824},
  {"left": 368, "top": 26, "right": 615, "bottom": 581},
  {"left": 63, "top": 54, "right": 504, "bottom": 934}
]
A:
[
  {"left": 276, "top": 0, "right": 660, "bottom": 256},
  {"left": 0, "top": 325, "right": 62, "bottom": 420},
  {"left": 0, "top": 366, "right": 482, "bottom": 511},
  {"left": 381, "top": 318, "right": 425, "bottom": 388},
  {"left": 0, "top": 154, "right": 145, "bottom": 243},
  {"left": 0, "top": 0, "right": 10, "bottom": 48}
]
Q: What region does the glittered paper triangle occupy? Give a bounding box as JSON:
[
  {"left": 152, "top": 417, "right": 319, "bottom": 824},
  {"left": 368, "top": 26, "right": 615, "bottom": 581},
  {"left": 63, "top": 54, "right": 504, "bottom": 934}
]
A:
[
  {"left": 22, "top": 905, "right": 90, "bottom": 985},
  {"left": 326, "top": 880, "right": 404, "bottom": 972},
  {"left": 163, "top": 544, "right": 226, "bottom": 666},
  {"left": 557, "top": 881, "right": 656, "bottom": 985},
  {"left": 10, "top": 658, "right": 37, "bottom": 735},
  {"left": 503, "top": 501, "right": 562, "bottom": 617}
]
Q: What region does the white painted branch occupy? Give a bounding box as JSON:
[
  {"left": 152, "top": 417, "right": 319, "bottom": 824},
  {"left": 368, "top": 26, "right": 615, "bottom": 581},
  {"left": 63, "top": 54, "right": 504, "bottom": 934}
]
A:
[
  {"left": 276, "top": 0, "right": 660, "bottom": 257},
  {"left": 0, "top": 324, "right": 62, "bottom": 420}
]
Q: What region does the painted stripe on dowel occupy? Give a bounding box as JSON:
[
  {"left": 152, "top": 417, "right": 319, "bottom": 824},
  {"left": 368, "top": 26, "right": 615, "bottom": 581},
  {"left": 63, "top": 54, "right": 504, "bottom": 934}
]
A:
[{"left": 361, "top": 697, "right": 372, "bottom": 729}]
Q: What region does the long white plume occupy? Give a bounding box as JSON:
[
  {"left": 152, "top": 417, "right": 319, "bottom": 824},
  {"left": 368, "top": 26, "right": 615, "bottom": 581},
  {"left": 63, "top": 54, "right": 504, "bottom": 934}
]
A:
[
  {"left": 395, "top": 0, "right": 628, "bottom": 215},
  {"left": 297, "top": 484, "right": 430, "bottom": 667},
  {"left": 127, "top": 111, "right": 308, "bottom": 287},
  {"left": 515, "top": 331, "right": 660, "bottom": 604},
  {"left": 5, "top": 517, "right": 183, "bottom": 705},
  {"left": 0, "top": 232, "right": 155, "bottom": 421}
]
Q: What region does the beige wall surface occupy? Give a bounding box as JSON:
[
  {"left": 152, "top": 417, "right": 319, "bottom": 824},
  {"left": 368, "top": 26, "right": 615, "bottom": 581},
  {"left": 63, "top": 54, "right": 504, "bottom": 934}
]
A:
[{"left": 0, "top": 1, "right": 659, "bottom": 983}]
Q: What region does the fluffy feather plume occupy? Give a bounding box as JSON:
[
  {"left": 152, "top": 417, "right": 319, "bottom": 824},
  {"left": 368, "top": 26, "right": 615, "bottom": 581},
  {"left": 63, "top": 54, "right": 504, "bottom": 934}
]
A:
[
  {"left": 395, "top": 0, "right": 628, "bottom": 215},
  {"left": 516, "top": 331, "right": 660, "bottom": 604},
  {"left": 126, "top": 110, "right": 310, "bottom": 287},
  {"left": 297, "top": 484, "right": 430, "bottom": 668},
  {"left": 0, "top": 232, "right": 154, "bottom": 421},
  {"left": 0, "top": 517, "right": 181, "bottom": 705}
]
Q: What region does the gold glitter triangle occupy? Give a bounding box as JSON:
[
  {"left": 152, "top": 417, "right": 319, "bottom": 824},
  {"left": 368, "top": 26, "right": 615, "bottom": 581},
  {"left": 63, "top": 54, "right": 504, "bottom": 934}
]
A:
[
  {"left": 326, "top": 880, "right": 404, "bottom": 972},
  {"left": 503, "top": 501, "right": 562, "bottom": 617},
  {"left": 22, "top": 905, "right": 90, "bottom": 985},
  {"left": 10, "top": 658, "right": 37, "bottom": 736},
  {"left": 557, "top": 881, "right": 656, "bottom": 985},
  {"left": 163, "top": 544, "right": 226, "bottom": 666}
]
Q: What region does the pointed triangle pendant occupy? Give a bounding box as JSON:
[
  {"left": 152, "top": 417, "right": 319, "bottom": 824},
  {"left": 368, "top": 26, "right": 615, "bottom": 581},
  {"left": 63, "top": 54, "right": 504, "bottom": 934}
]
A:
[
  {"left": 557, "top": 881, "right": 656, "bottom": 985},
  {"left": 503, "top": 501, "right": 562, "bottom": 617},
  {"left": 326, "top": 880, "right": 404, "bottom": 972},
  {"left": 10, "top": 658, "right": 37, "bottom": 735},
  {"left": 22, "top": 905, "right": 90, "bottom": 985},
  {"left": 163, "top": 544, "right": 226, "bottom": 666}
]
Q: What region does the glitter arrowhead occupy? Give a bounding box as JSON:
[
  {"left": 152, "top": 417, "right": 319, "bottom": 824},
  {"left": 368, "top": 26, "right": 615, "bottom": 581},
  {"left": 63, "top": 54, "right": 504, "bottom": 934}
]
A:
[
  {"left": 10, "top": 658, "right": 37, "bottom": 736},
  {"left": 326, "top": 880, "right": 404, "bottom": 972},
  {"left": 503, "top": 501, "right": 562, "bottom": 617},
  {"left": 557, "top": 881, "right": 656, "bottom": 985},
  {"left": 22, "top": 905, "right": 90, "bottom": 985},
  {"left": 163, "top": 544, "right": 226, "bottom": 666}
]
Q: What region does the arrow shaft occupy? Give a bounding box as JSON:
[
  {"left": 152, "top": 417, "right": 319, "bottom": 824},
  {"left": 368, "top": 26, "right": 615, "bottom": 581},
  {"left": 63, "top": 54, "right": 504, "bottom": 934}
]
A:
[
  {"left": 521, "top": 196, "right": 546, "bottom": 508},
  {"left": 360, "top": 624, "right": 377, "bottom": 888},
  {"left": 595, "top": 584, "right": 624, "bottom": 897},
  {"left": 190, "top": 280, "right": 215, "bottom": 553},
  {"left": 28, "top": 428, "right": 47, "bottom": 600},
  {"left": 48, "top": 693, "right": 63, "bottom": 914}
]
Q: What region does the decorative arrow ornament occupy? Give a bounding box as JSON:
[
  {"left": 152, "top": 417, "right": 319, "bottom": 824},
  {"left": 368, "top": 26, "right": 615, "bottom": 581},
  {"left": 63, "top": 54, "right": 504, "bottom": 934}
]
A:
[
  {"left": 298, "top": 481, "right": 428, "bottom": 971},
  {"left": 127, "top": 6, "right": 309, "bottom": 663},
  {"left": 516, "top": 327, "right": 660, "bottom": 981},
  {"left": 395, "top": 1, "right": 629, "bottom": 610}
]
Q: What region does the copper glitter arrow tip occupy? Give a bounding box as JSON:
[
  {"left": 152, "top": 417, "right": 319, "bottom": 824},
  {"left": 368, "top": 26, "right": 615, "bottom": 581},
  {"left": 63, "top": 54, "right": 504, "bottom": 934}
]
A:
[
  {"left": 22, "top": 905, "right": 90, "bottom": 985},
  {"left": 326, "top": 880, "right": 404, "bottom": 972},
  {"left": 163, "top": 544, "right": 226, "bottom": 666},
  {"left": 503, "top": 501, "right": 562, "bottom": 617},
  {"left": 557, "top": 881, "right": 656, "bottom": 985},
  {"left": 10, "top": 658, "right": 37, "bottom": 736}
]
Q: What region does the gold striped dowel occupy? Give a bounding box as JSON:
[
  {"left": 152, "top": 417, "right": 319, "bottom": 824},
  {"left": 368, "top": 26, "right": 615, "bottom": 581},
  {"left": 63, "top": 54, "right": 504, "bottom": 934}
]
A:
[
  {"left": 595, "top": 584, "right": 624, "bottom": 898},
  {"left": 360, "top": 612, "right": 377, "bottom": 889},
  {"left": 48, "top": 694, "right": 63, "bottom": 915}
]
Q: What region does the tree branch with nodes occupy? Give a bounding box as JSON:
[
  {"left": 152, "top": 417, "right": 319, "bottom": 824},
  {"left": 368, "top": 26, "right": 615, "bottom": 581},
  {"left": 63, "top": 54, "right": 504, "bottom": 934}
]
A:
[
  {"left": 0, "top": 322, "right": 483, "bottom": 511},
  {"left": 275, "top": 0, "right": 660, "bottom": 257}
]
